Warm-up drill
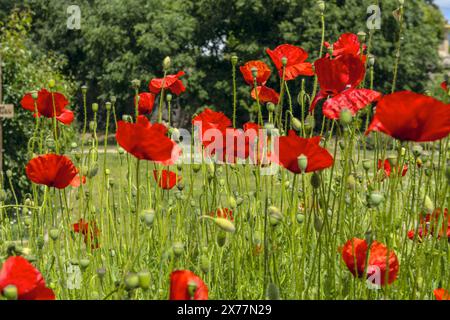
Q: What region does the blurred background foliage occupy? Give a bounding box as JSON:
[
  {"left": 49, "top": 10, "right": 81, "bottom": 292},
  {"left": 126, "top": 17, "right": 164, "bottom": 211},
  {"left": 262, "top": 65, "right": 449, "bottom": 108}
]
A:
[{"left": 0, "top": 0, "right": 446, "bottom": 196}]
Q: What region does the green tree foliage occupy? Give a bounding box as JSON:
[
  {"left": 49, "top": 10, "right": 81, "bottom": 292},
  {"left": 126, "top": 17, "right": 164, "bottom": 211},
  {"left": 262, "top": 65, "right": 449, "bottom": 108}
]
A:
[
  {"left": 0, "top": 0, "right": 445, "bottom": 128},
  {"left": 0, "top": 10, "right": 75, "bottom": 198}
]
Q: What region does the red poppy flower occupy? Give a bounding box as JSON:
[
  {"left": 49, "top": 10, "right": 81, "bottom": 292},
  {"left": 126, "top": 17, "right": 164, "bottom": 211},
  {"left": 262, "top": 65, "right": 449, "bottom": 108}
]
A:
[
  {"left": 341, "top": 238, "right": 399, "bottom": 286},
  {"left": 272, "top": 131, "right": 333, "bottom": 174},
  {"left": 192, "top": 108, "right": 232, "bottom": 148},
  {"left": 434, "top": 288, "right": 450, "bottom": 300},
  {"left": 377, "top": 159, "right": 408, "bottom": 178},
  {"left": 116, "top": 115, "right": 180, "bottom": 164},
  {"left": 135, "top": 92, "right": 156, "bottom": 115},
  {"left": 324, "top": 33, "right": 366, "bottom": 59},
  {"left": 153, "top": 170, "right": 180, "bottom": 189},
  {"left": 0, "top": 256, "right": 55, "bottom": 300},
  {"left": 407, "top": 208, "right": 449, "bottom": 242},
  {"left": 240, "top": 61, "right": 271, "bottom": 86},
  {"left": 70, "top": 174, "right": 86, "bottom": 188},
  {"left": 73, "top": 219, "right": 101, "bottom": 249},
  {"left": 210, "top": 208, "right": 234, "bottom": 221},
  {"left": 251, "top": 86, "right": 280, "bottom": 104},
  {"left": 149, "top": 71, "right": 186, "bottom": 96},
  {"left": 20, "top": 88, "right": 74, "bottom": 125},
  {"left": 26, "top": 154, "right": 78, "bottom": 189},
  {"left": 311, "top": 54, "right": 380, "bottom": 118},
  {"left": 367, "top": 91, "right": 450, "bottom": 142},
  {"left": 441, "top": 81, "right": 448, "bottom": 93},
  {"left": 266, "top": 44, "right": 314, "bottom": 80},
  {"left": 169, "top": 270, "right": 208, "bottom": 300}
]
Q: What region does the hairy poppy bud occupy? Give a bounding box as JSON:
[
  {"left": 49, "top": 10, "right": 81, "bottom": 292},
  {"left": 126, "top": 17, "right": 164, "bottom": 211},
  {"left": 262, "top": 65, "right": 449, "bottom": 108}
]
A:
[
  {"left": 347, "top": 174, "right": 356, "bottom": 189},
  {"left": 297, "top": 154, "right": 308, "bottom": 173},
  {"left": 368, "top": 55, "right": 375, "bottom": 67},
  {"left": 310, "top": 172, "right": 321, "bottom": 189},
  {"left": 203, "top": 216, "right": 235, "bottom": 233},
  {"left": 192, "top": 163, "right": 201, "bottom": 173},
  {"left": 131, "top": 79, "right": 141, "bottom": 89},
  {"left": 172, "top": 242, "right": 184, "bottom": 257},
  {"left": 231, "top": 55, "right": 238, "bottom": 66},
  {"left": 163, "top": 56, "right": 171, "bottom": 70},
  {"left": 268, "top": 206, "right": 283, "bottom": 226},
  {"left": 79, "top": 258, "right": 90, "bottom": 270},
  {"left": 357, "top": 31, "right": 367, "bottom": 43},
  {"left": 48, "top": 79, "right": 56, "bottom": 88},
  {"left": 91, "top": 103, "right": 99, "bottom": 113},
  {"left": 49, "top": 228, "right": 59, "bottom": 241},
  {"left": 266, "top": 102, "right": 276, "bottom": 112},
  {"left": 138, "top": 271, "right": 151, "bottom": 290},
  {"left": 291, "top": 117, "right": 302, "bottom": 131},
  {"left": 339, "top": 108, "right": 353, "bottom": 125},
  {"left": 125, "top": 273, "right": 140, "bottom": 290},
  {"left": 6, "top": 170, "right": 12, "bottom": 178},
  {"left": 317, "top": 0, "right": 325, "bottom": 13},
  {"left": 3, "top": 285, "right": 18, "bottom": 300},
  {"left": 105, "top": 102, "right": 112, "bottom": 111},
  {"left": 166, "top": 93, "right": 173, "bottom": 103},
  {"left": 31, "top": 90, "right": 39, "bottom": 100},
  {"left": 369, "top": 191, "right": 383, "bottom": 207},
  {"left": 362, "top": 159, "right": 371, "bottom": 171},
  {"left": 81, "top": 85, "right": 88, "bottom": 94},
  {"left": 281, "top": 56, "right": 288, "bottom": 66}
]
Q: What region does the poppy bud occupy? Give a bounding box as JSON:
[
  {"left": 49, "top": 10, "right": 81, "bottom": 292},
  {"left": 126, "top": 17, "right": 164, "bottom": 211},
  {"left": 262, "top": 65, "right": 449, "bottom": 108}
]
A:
[
  {"left": 89, "top": 121, "right": 96, "bottom": 131},
  {"left": 70, "top": 142, "right": 78, "bottom": 150},
  {"left": 314, "top": 214, "right": 323, "bottom": 232},
  {"left": 105, "top": 102, "right": 112, "bottom": 111},
  {"left": 231, "top": 55, "right": 238, "bottom": 66},
  {"left": 339, "top": 108, "right": 353, "bottom": 125},
  {"left": 317, "top": 0, "right": 325, "bottom": 13},
  {"left": 266, "top": 283, "right": 281, "bottom": 300},
  {"left": 6, "top": 170, "right": 12, "bottom": 178},
  {"left": 251, "top": 67, "right": 258, "bottom": 79},
  {"left": 48, "top": 79, "right": 56, "bottom": 88},
  {"left": 163, "top": 56, "right": 171, "bottom": 70},
  {"left": 263, "top": 102, "right": 275, "bottom": 114},
  {"left": 362, "top": 159, "right": 371, "bottom": 171},
  {"left": 143, "top": 210, "right": 155, "bottom": 227},
  {"left": 37, "top": 236, "right": 45, "bottom": 249},
  {"left": 118, "top": 147, "right": 125, "bottom": 154},
  {"left": 297, "top": 154, "right": 308, "bottom": 173},
  {"left": 357, "top": 31, "right": 367, "bottom": 43},
  {"left": 423, "top": 195, "right": 434, "bottom": 213},
  {"left": 310, "top": 172, "right": 321, "bottom": 189},
  {"left": 97, "top": 268, "right": 106, "bottom": 280},
  {"left": 192, "top": 163, "right": 201, "bottom": 173},
  {"left": 398, "top": 0, "right": 404, "bottom": 6},
  {"left": 79, "top": 258, "right": 90, "bottom": 270},
  {"left": 125, "top": 273, "right": 140, "bottom": 290},
  {"left": 131, "top": 79, "right": 141, "bottom": 89},
  {"left": 200, "top": 255, "right": 210, "bottom": 273},
  {"left": 138, "top": 271, "right": 151, "bottom": 290},
  {"left": 217, "top": 232, "right": 227, "bottom": 247},
  {"left": 91, "top": 103, "right": 99, "bottom": 113},
  {"left": 31, "top": 90, "right": 39, "bottom": 100},
  {"left": 172, "top": 242, "right": 184, "bottom": 257},
  {"left": 3, "top": 285, "right": 18, "bottom": 300},
  {"left": 268, "top": 206, "right": 283, "bottom": 226},
  {"left": 291, "top": 117, "right": 302, "bottom": 131},
  {"left": 228, "top": 196, "right": 237, "bottom": 209},
  {"left": 368, "top": 55, "right": 375, "bottom": 67},
  {"left": 87, "top": 163, "right": 99, "bottom": 178},
  {"left": 49, "top": 228, "right": 59, "bottom": 241},
  {"left": 281, "top": 56, "right": 288, "bottom": 66},
  {"left": 296, "top": 213, "right": 305, "bottom": 224},
  {"left": 347, "top": 174, "right": 356, "bottom": 189},
  {"left": 412, "top": 145, "right": 423, "bottom": 158},
  {"left": 369, "top": 191, "right": 383, "bottom": 207},
  {"left": 81, "top": 85, "right": 88, "bottom": 94},
  {"left": 203, "top": 216, "right": 236, "bottom": 233},
  {"left": 166, "top": 94, "right": 173, "bottom": 102}
]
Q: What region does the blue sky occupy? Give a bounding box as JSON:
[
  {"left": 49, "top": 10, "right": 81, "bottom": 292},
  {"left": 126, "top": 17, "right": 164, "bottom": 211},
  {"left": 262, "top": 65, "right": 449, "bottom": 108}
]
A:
[{"left": 436, "top": 0, "right": 450, "bottom": 20}]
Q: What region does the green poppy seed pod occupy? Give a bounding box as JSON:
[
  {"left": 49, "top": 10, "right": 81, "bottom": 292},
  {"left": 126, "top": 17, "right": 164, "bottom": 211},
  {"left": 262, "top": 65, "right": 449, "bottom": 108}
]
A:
[
  {"left": 3, "top": 285, "right": 18, "bottom": 300},
  {"left": 91, "top": 103, "right": 99, "bottom": 113},
  {"left": 310, "top": 172, "right": 321, "bottom": 189},
  {"left": 217, "top": 232, "right": 227, "bottom": 247},
  {"left": 187, "top": 281, "right": 197, "bottom": 298},
  {"left": 176, "top": 181, "right": 184, "bottom": 191},
  {"left": 281, "top": 56, "right": 288, "bottom": 66},
  {"left": 49, "top": 228, "right": 59, "bottom": 241},
  {"left": 339, "top": 108, "right": 353, "bottom": 125},
  {"left": 138, "top": 271, "right": 151, "bottom": 290},
  {"left": 79, "top": 258, "right": 90, "bottom": 270},
  {"left": 317, "top": 0, "right": 325, "bottom": 13},
  {"left": 172, "top": 242, "right": 184, "bottom": 257},
  {"left": 143, "top": 210, "right": 155, "bottom": 227},
  {"left": 48, "top": 79, "right": 56, "bottom": 88},
  {"left": 105, "top": 102, "right": 112, "bottom": 111},
  {"left": 6, "top": 170, "right": 12, "bottom": 178},
  {"left": 70, "top": 142, "right": 78, "bottom": 150},
  {"left": 200, "top": 255, "right": 210, "bottom": 273},
  {"left": 412, "top": 145, "right": 423, "bottom": 158},
  {"left": 297, "top": 154, "right": 308, "bottom": 173},
  {"left": 131, "top": 79, "right": 141, "bottom": 89},
  {"left": 268, "top": 206, "right": 283, "bottom": 226},
  {"left": 369, "top": 191, "right": 383, "bottom": 207},
  {"left": 118, "top": 147, "right": 125, "bottom": 154},
  {"left": 368, "top": 55, "right": 375, "bottom": 67},
  {"left": 362, "top": 159, "right": 371, "bottom": 171},
  {"left": 192, "top": 163, "right": 201, "bottom": 173},
  {"left": 347, "top": 175, "right": 356, "bottom": 189},
  {"left": 163, "top": 56, "right": 171, "bottom": 70},
  {"left": 81, "top": 85, "right": 88, "bottom": 94},
  {"left": 423, "top": 195, "right": 434, "bottom": 213},
  {"left": 125, "top": 273, "right": 140, "bottom": 290},
  {"left": 89, "top": 121, "right": 96, "bottom": 132},
  {"left": 357, "top": 31, "right": 367, "bottom": 43},
  {"left": 266, "top": 283, "right": 281, "bottom": 300},
  {"left": 105, "top": 169, "right": 111, "bottom": 176},
  {"left": 231, "top": 55, "right": 238, "bottom": 66},
  {"left": 251, "top": 67, "right": 258, "bottom": 79},
  {"left": 266, "top": 102, "right": 276, "bottom": 112},
  {"left": 289, "top": 117, "right": 301, "bottom": 131},
  {"left": 296, "top": 213, "right": 305, "bottom": 224},
  {"left": 31, "top": 90, "right": 39, "bottom": 100},
  {"left": 387, "top": 155, "right": 397, "bottom": 167},
  {"left": 96, "top": 268, "right": 106, "bottom": 279},
  {"left": 313, "top": 214, "right": 323, "bottom": 232},
  {"left": 166, "top": 94, "right": 173, "bottom": 102}
]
